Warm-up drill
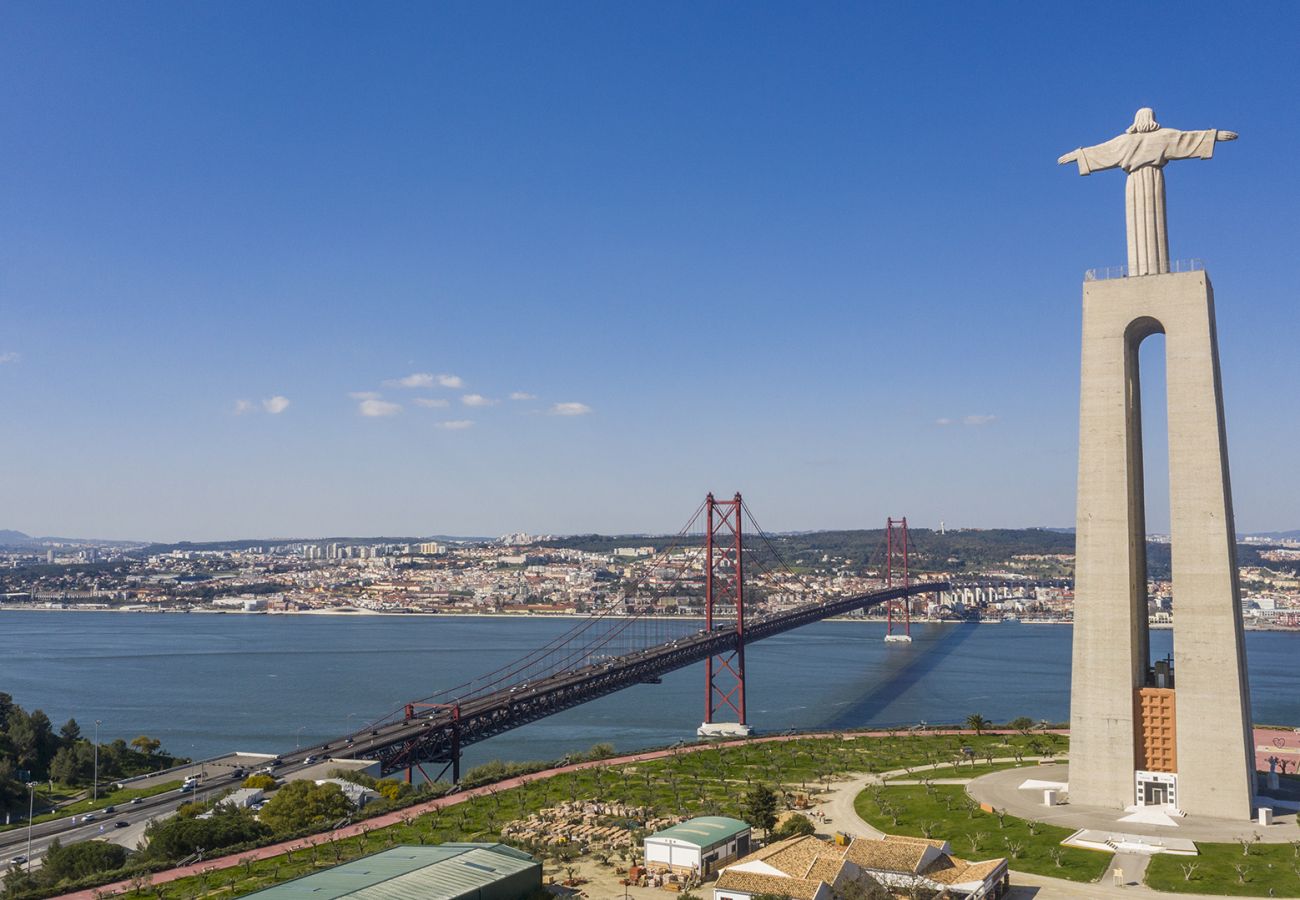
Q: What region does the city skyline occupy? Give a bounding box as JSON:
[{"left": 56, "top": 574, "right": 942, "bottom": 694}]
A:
[{"left": 3, "top": 3, "right": 1298, "bottom": 541}]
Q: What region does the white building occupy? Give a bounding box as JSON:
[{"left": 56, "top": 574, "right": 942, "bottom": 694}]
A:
[
  {"left": 222, "top": 787, "right": 265, "bottom": 809},
  {"left": 315, "top": 778, "right": 379, "bottom": 809},
  {"left": 644, "top": 817, "right": 751, "bottom": 878}
]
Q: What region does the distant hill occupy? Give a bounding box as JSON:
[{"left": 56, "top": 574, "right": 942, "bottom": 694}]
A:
[
  {"left": 0, "top": 530, "right": 146, "bottom": 548},
  {"left": 1245, "top": 530, "right": 1300, "bottom": 541},
  {"left": 137, "top": 534, "right": 492, "bottom": 554}
]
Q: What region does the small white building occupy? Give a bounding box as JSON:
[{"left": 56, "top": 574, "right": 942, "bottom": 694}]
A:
[
  {"left": 315, "top": 778, "right": 379, "bottom": 809},
  {"left": 222, "top": 787, "right": 265, "bottom": 809},
  {"left": 644, "top": 817, "right": 752, "bottom": 878}
]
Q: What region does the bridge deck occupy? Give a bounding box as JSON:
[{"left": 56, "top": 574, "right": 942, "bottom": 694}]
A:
[{"left": 318, "top": 582, "right": 948, "bottom": 777}]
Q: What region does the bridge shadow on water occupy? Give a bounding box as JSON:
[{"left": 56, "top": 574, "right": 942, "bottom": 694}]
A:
[{"left": 819, "top": 624, "right": 980, "bottom": 729}]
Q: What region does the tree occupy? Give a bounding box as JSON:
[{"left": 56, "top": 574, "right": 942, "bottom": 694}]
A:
[
  {"left": 39, "top": 839, "right": 129, "bottom": 885},
  {"left": 142, "top": 805, "right": 270, "bottom": 861},
  {"left": 965, "top": 714, "right": 990, "bottom": 736},
  {"left": 242, "top": 774, "right": 277, "bottom": 790},
  {"left": 1007, "top": 716, "right": 1034, "bottom": 735},
  {"left": 772, "top": 813, "right": 816, "bottom": 839},
  {"left": 375, "top": 779, "right": 410, "bottom": 802},
  {"left": 130, "top": 735, "right": 162, "bottom": 757},
  {"left": 833, "top": 875, "right": 892, "bottom": 900},
  {"left": 258, "top": 781, "right": 352, "bottom": 835},
  {"left": 59, "top": 719, "right": 82, "bottom": 745},
  {"left": 50, "top": 746, "right": 88, "bottom": 785},
  {"left": 744, "top": 785, "right": 778, "bottom": 836}
]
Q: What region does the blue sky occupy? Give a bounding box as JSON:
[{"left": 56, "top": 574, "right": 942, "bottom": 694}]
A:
[{"left": 2, "top": 2, "right": 1297, "bottom": 541}]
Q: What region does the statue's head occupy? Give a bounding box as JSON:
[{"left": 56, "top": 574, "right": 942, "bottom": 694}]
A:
[{"left": 1126, "top": 108, "right": 1160, "bottom": 134}]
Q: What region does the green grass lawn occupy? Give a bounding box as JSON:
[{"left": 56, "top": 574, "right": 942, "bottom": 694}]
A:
[
  {"left": 1146, "top": 841, "right": 1300, "bottom": 896},
  {"left": 854, "top": 783, "right": 1109, "bottom": 883},
  {"left": 0, "top": 781, "right": 183, "bottom": 833}
]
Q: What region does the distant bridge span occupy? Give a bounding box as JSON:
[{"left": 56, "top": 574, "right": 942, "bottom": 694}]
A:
[{"left": 325, "top": 581, "right": 947, "bottom": 779}]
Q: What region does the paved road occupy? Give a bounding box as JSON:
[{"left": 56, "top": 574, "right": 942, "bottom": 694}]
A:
[{"left": 0, "top": 749, "right": 317, "bottom": 868}]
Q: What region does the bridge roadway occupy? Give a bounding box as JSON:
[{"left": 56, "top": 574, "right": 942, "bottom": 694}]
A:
[
  {"left": 0, "top": 581, "right": 945, "bottom": 865},
  {"left": 328, "top": 581, "right": 948, "bottom": 777}
]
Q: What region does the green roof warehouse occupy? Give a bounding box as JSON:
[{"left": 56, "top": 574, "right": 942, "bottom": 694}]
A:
[{"left": 239, "top": 844, "right": 541, "bottom": 900}]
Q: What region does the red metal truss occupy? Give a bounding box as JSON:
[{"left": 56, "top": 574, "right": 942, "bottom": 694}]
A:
[
  {"left": 885, "top": 517, "right": 910, "bottom": 638},
  {"left": 703, "top": 492, "right": 746, "bottom": 725}
]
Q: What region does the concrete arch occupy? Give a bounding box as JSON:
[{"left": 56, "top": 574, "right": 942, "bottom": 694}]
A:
[{"left": 1070, "top": 271, "right": 1253, "bottom": 818}]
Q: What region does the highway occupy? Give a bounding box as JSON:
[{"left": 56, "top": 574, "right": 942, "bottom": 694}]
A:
[{"left": 0, "top": 752, "right": 325, "bottom": 868}]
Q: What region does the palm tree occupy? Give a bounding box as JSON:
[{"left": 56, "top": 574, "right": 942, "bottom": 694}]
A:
[{"left": 965, "top": 713, "right": 990, "bottom": 736}]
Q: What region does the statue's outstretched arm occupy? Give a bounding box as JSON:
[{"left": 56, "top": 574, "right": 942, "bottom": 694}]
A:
[
  {"left": 1057, "top": 149, "right": 1081, "bottom": 165},
  {"left": 1216, "top": 130, "right": 1238, "bottom": 142}
]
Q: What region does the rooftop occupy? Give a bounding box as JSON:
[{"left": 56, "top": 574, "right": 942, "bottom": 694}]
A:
[
  {"left": 648, "top": 816, "right": 750, "bottom": 848},
  {"left": 240, "top": 844, "right": 538, "bottom": 900}
]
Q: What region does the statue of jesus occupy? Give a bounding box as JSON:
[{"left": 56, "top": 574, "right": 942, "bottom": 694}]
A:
[{"left": 1058, "top": 108, "right": 1237, "bottom": 276}]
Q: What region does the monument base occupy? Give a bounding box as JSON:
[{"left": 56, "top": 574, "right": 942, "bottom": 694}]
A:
[
  {"left": 697, "top": 722, "right": 753, "bottom": 738},
  {"left": 883, "top": 634, "right": 912, "bottom": 643}
]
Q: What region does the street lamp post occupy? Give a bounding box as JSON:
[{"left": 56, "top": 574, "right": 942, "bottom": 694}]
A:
[
  {"left": 26, "top": 782, "right": 36, "bottom": 874},
  {"left": 93, "top": 719, "right": 102, "bottom": 803},
  {"left": 296, "top": 726, "right": 306, "bottom": 749}
]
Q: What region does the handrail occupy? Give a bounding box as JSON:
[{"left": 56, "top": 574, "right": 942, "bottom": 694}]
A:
[{"left": 1084, "top": 258, "right": 1204, "bottom": 281}]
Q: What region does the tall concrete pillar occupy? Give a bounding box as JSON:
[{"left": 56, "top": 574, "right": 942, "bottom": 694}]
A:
[{"left": 1069, "top": 269, "right": 1254, "bottom": 819}]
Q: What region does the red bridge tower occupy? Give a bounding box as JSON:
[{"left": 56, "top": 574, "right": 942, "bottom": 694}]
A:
[
  {"left": 883, "top": 516, "right": 913, "bottom": 643},
  {"left": 698, "top": 492, "right": 752, "bottom": 737}
]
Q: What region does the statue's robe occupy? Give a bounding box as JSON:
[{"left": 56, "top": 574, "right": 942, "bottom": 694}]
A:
[
  {"left": 1069, "top": 128, "right": 1219, "bottom": 176},
  {"left": 1069, "top": 128, "right": 1219, "bottom": 275}
]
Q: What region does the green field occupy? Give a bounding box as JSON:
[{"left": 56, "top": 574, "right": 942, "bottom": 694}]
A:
[
  {"left": 854, "top": 783, "right": 1110, "bottom": 883},
  {"left": 1145, "top": 841, "right": 1300, "bottom": 896}
]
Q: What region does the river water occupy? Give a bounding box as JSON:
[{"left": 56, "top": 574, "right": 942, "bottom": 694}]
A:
[{"left": 2, "top": 612, "right": 1296, "bottom": 771}]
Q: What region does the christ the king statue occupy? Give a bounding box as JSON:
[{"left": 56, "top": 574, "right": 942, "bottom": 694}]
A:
[{"left": 1058, "top": 108, "right": 1237, "bottom": 276}]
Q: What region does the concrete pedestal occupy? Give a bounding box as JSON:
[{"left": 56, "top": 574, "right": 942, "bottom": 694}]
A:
[
  {"left": 1069, "top": 270, "right": 1254, "bottom": 820},
  {"left": 697, "top": 722, "right": 753, "bottom": 738}
]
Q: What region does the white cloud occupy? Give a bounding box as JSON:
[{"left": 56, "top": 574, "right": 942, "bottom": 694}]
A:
[
  {"left": 437, "top": 373, "right": 464, "bottom": 389},
  {"left": 509, "top": 392, "right": 537, "bottom": 401},
  {"left": 962, "top": 414, "right": 997, "bottom": 426},
  {"left": 348, "top": 391, "right": 381, "bottom": 400},
  {"left": 385, "top": 372, "right": 436, "bottom": 389},
  {"left": 234, "top": 399, "right": 255, "bottom": 415},
  {"left": 462, "top": 393, "right": 497, "bottom": 407},
  {"left": 549, "top": 402, "right": 593, "bottom": 416},
  {"left": 262, "top": 395, "right": 290, "bottom": 415},
  {"left": 0, "top": 351, "right": 18, "bottom": 364},
  {"left": 934, "top": 418, "right": 953, "bottom": 426},
  {"left": 414, "top": 397, "right": 450, "bottom": 408},
  {"left": 358, "top": 398, "right": 402, "bottom": 417},
  {"left": 438, "top": 419, "right": 475, "bottom": 430}
]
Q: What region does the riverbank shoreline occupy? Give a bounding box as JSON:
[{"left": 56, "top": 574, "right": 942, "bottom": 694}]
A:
[{"left": 2, "top": 605, "right": 1296, "bottom": 631}]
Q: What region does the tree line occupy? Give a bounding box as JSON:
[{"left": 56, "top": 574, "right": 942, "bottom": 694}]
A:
[{"left": 0, "top": 693, "right": 179, "bottom": 815}]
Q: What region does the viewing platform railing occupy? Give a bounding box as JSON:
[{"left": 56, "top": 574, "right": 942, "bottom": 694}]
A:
[{"left": 1084, "top": 258, "right": 1204, "bottom": 281}]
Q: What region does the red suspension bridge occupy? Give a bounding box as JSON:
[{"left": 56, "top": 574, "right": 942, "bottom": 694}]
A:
[{"left": 318, "top": 494, "right": 948, "bottom": 782}]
